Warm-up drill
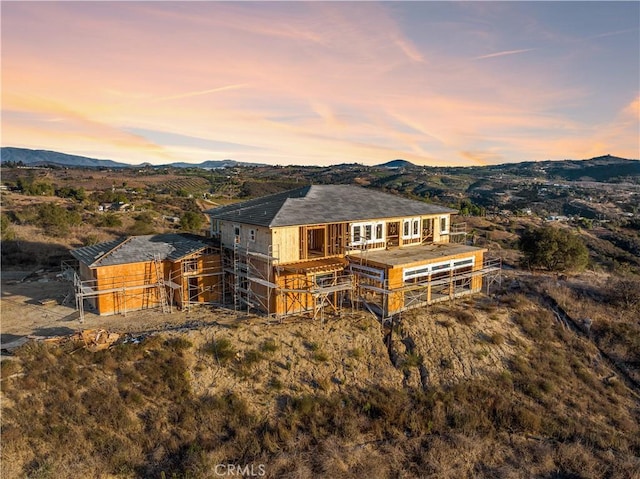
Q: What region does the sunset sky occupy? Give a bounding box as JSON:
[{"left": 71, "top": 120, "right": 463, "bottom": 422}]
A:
[{"left": 2, "top": 1, "right": 639, "bottom": 166}]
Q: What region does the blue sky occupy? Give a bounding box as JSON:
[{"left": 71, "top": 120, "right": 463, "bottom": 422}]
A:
[{"left": 2, "top": 1, "right": 638, "bottom": 166}]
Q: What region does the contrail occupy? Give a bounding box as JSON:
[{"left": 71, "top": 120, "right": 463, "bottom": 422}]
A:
[{"left": 474, "top": 48, "right": 535, "bottom": 60}]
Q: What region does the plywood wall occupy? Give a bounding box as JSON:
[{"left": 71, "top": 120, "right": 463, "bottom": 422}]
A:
[
  {"left": 93, "top": 261, "right": 160, "bottom": 316},
  {"left": 272, "top": 226, "right": 299, "bottom": 264}
]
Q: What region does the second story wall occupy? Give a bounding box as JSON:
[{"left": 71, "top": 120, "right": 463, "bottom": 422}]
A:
[
  {"left": 272, "top": 226, "right": 299, "bottom": 264},
  {"left": 217, "top": 221, "right": 273, "bottom": 256}
]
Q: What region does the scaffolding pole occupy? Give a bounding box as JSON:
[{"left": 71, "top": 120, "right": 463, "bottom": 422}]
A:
[{"left": 352, "top": 257, "right": 502, "bottom": 318}]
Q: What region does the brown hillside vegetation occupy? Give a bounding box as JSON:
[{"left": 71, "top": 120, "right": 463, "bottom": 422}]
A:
[{"left": 2, "top": 288, "right": 639, "bottom": 478}]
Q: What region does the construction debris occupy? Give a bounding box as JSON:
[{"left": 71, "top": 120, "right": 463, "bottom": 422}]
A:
[
  {"left": 73, "top": 329, "right": 121, "bottom": 352},
  {"left": 20, "top": 329, "right": 122, "bottom": 353}
]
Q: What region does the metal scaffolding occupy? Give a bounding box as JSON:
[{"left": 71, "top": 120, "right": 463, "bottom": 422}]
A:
[
  {"left": 224, "top": 242, "right": 279, "bottom": 316},
  {"left": 167, "top": 253, "right": 225, "bottom": 312},
  {"left": 276, "top": 271, "right": 355, "bottom": 321},
  {"left": 63, "top": 249, "right": 224, "bottom": 322},
  {"left": 351, "top": 257, "right": 502, "bottom": 318}
]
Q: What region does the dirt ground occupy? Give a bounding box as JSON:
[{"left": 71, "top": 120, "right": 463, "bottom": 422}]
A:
[
  {"left": 0, "top": 270, "right": 244, "bottom": 351},
  {"left": 0, "top": 267, "right": 526, "bottom": 398}
]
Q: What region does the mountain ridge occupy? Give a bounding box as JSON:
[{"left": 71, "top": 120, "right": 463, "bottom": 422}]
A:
[
  {"left": 0, "top": 147, "right": 264, "bottom": 169},
  {"left": 1, "top": 147, "right": 638, "bottom": 176}
]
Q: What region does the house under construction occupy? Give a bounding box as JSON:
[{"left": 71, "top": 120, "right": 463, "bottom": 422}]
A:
[
  {"left": 207, "top": 185, "right": 501, "bottom": 319},
  {"left": 68, "top": 186, "right": 500, "bottom": 321},
  {"left": 69, "top": 234, "right": 223, "bottom": 320}
]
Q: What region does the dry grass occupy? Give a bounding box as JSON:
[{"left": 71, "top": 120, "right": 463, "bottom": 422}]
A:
[{"left": 1, "top": 284, "right": 639, "bottom": 478}]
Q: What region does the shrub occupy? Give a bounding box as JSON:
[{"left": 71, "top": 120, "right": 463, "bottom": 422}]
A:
[
  {"left": 242, "top": 349, "right": 264, "bottom": 367},
  {"left": 166, "top": 337, "right": 193, "bottom": 352},
  {"left": 490, "top": 332, "right": 505, "bottom": 345},
  {"left": 260, "top": 339, "right": 278, "bottom": 353},
  {"left": 34, "top": 203, "right": 82, "bottom": 237},
  {"left": 56, "top": 186, "right": 86, "bottom": 201},
  {"left": 96, "top": 213, "right": 122, "bottom": 228},
  {"left": 179, "top": 211, "right": 204, "bottom": 232},
  {"left": 83, "top": 234, "right": 101, "bottom": 246},
  {"left": 268, "top": 377, "right": 283, "bottom": 391},
  {"left": 453, "top": 309, "right": 476, "bottom": 326},
  {"left": 519, "top": 226, "right": 589, "bottom": 272},
  {"left": 202, "top": 337, "right": 236, "bottom": 365},
  {"left": 128, "top": 212, "right": 156, "bottom": 235},
  {"left": 0, "top": 213, "right": 15, "bottom": 240},
  {"left": 349, "top": 347, "right": 364, "bottom": 359},
  {"left": 403, "top": 352, "right": 423, "bottom": 369},
  {"left": 312, "top": 350, "right": 329, "bottom": 362}
]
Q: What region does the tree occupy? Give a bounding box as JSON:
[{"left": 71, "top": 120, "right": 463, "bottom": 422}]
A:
[
  {"left": 179, "top": 211, "right": 204, "bottom": 232},
  {"left": 34, "top": 203, "right": 81, "bottom": 237},
  {"left": 519, "top": 226, "right": 589, "bottom": 272},
  {"left": 1, "top": 213, "right": 15, "bottom": 240},
  {"left": 128, "top": 212, "right": 156, "bottom": 235}
]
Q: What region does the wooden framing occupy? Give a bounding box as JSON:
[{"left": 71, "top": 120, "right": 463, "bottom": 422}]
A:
[
  {"left": 207, "top": 186, "right": 498, "bottom": 319},
  {"left": 73, "top": 250, "right": 223, "bottom": 319}
]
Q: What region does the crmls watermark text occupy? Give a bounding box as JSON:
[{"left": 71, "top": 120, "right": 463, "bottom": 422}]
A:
[{"left": 214, "top": 464, "right": 266, "bottom": 477}]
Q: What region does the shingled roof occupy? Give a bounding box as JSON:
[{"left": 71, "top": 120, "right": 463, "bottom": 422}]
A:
[
  {"left": 71, "top": 234, "right": 211, "bottom": 267},
  {"left": 206, "top": 185, "right": 456, "bottom": 227}
]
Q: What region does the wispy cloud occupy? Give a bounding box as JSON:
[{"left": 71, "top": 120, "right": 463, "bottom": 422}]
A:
[
  {"left": 590, "top": 28, "right": 638, "bottom": 39},
  {"left": 474, "top": 48, "right": 535, "bottom": 60},
  {"left": 2, "top": 2, "right": 638, "bottom": 166},
  {"left": 392, "top": 35, "right": 425, "bottom": 64},
  {"left": 156, "top": 84, "right": 248, "bottom": 102}
]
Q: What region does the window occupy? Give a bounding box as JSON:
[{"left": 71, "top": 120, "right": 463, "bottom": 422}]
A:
[
  {"left": 353, "top": 225, "right": 361, "bottom": 243},
  {"left": 249, "top": 229, "right": 256, "bottom": 242},
  {"left": 402, "top": 217, "right": 421, "bottom": 239},
  {"left": 440, "top": 217, "right": 448, "bottom": 233},
  {"left": 234, "top": 225, "right": 241, "bottom": 244},
  {"left": 351, "top": 222, "right": 385, "bottom": 246},
  {"left": 454, "top": 258, "right": 473, "bottom": 267},
  {"left": 375, "top": 223, "right": 383, "bottom": 240},
  {"left": 402, "top": 256, "right": 475, "bottom": 282}
]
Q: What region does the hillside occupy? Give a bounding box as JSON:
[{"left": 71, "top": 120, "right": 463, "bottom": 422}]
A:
[
  {"left": 0, "top": 147, "right": 263, "bottom": 169},
  {"left": 1, "top": 272, "right": 639, "bottom": 477},
  {"left": 376, "top": 159, "right": 416, "bottom": 169},
  {"left": 0, "top": 147, "right": 131, "bottom": 168}
]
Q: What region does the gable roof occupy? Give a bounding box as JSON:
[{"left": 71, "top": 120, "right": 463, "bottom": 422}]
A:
[
  {"left": 71, "top": 233, "right": 211, "bottom": 267},
  {"left": 206, "top": 185, "right": 456, "bottom": 227}
]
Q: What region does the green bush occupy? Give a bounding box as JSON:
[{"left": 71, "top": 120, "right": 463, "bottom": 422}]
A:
[
  {"left": 96, "top": 213, "right": 122, "bottom": 228},
  {"left": 202, "top": 337, "right": 236, "bottom": 365},
  {"left": 34, "top": 203, "right": 82, "bottom": 237},
  {"left": 1, "top": 213, "right": 15, "bottom": 240},
  {"left": 519, "top": 226, "right": 589, "bottom": 272},
  {"left": 403, "top": 352, "right": 423, "bottom": 369},
  {"left": 312, "top": 350, "right": 329, "bottom": 362},
  {"left": 83, "top": 234, "right": 101, "bottom": 246},
  {"left": 260, "top": 339, "right": 279, "bottom": 353},
  {"left": 179, "top": 211, "right": 204, "bottom": 232},
  {"left": 128, "top": 212, "right": 156, "bottom": 235}
]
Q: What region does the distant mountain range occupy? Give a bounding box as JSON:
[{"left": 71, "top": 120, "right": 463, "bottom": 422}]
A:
[
  {"left": 0, "top": 147, "right": 264, "bottom": 169},
  {"left": 0, "top": 147, "right": 132, "bottom": 168},
  {"left": 1, "top": 148, "right": 638, "bottom": 182}
]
